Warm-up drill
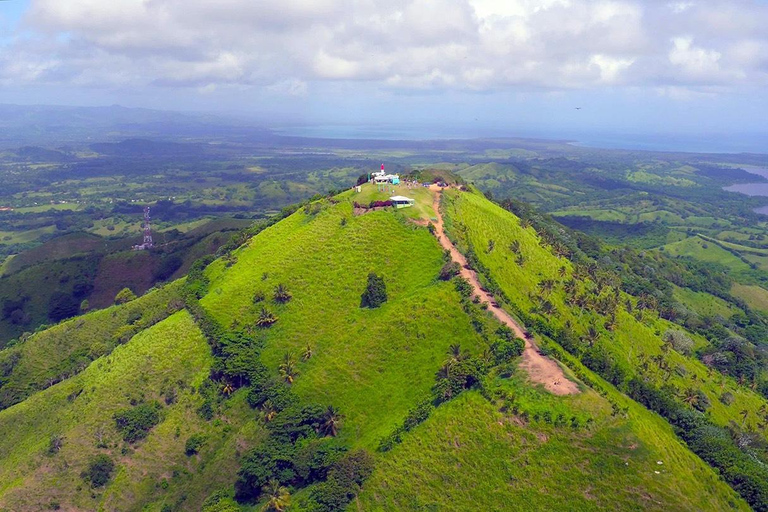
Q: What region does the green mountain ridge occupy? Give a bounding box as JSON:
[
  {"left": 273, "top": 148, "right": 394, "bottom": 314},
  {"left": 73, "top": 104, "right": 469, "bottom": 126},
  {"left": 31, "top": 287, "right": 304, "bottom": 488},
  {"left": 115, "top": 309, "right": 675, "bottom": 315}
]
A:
[{"left": 0, "top": 183, "right": 766, "bottom": 511}]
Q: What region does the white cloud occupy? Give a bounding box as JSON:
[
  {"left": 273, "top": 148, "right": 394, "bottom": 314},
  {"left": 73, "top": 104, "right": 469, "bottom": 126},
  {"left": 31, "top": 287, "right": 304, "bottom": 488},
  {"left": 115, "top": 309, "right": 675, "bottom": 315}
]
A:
[{"left": 0, "top": 0, "right": 765, "bottom": 94}]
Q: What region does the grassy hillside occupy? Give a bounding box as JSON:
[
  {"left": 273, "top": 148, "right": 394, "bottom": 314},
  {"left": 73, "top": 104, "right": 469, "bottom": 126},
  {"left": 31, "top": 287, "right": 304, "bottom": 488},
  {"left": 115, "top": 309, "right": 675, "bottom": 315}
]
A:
[
  {"left": 202, "top": 196, "right": 488, "bottom": 449},
  {"left": 0, "top": 281, "right": 183, "bottom": 410},
  {"left": 0, "top": 185, "right": 761, "bottom": 511},
  {"left": 0, "top": 311, "right": 222, "bottom": 510},
  {"left": 0, "top": 219, "right": 245, "bottom": 345},
  {"left": 359, "top": 386, "right": 744, "bottom": 511},
  {"left": 442, "top": 189, "right": 768, "bottom": 430},
  {"left": 441, "top": 187, "right": 768, "bottom": 508}
]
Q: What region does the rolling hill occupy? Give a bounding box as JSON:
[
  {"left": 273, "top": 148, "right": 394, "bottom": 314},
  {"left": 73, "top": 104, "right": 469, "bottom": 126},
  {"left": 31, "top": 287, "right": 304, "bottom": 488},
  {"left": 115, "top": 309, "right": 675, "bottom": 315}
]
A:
[{"left": 0, "top": 181, "right": 766, "bottom": 511}]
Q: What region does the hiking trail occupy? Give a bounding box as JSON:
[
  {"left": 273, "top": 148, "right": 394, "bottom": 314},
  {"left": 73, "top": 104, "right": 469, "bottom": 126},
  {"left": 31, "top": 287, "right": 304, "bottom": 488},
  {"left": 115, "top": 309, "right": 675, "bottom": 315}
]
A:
[{"left": 429, "top": 187, "right": 579, "bottom": 396}]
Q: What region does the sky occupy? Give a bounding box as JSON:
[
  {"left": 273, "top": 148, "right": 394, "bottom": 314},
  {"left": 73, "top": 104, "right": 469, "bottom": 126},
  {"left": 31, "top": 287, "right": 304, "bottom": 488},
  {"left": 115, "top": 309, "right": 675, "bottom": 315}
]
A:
[{"left": 0, "top": 0, "right": 767, "bottom": 146}]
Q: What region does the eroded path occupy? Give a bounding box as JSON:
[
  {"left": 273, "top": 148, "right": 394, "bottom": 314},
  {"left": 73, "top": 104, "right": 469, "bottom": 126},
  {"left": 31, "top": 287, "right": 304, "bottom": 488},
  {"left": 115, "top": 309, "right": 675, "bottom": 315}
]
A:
[{"left": 430, "top": 188, "right": 579, "bottom": 395}]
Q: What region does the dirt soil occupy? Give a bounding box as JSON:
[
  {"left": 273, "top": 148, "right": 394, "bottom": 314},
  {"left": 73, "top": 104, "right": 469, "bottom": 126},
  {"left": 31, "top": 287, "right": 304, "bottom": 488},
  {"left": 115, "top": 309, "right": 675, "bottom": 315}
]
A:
[{"left": 429, "top": 187, "right": 579, "bottom": 396}]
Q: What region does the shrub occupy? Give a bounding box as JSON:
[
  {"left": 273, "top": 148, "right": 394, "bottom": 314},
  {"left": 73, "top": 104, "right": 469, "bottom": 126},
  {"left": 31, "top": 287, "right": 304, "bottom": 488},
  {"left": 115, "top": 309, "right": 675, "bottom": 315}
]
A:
[
  {"left": 114, "top": 287, "right": 137, "bottom": 305},
  {"left": 439, "top": 261, "right": 461, "bottom": 281},
  {"left": 114, "top": 401, "right": 163, "bottom": 443},
  {"left": 185, "top": 433, "right": 207, "bottom": 455},
  {"left": 203, "top": 490, "right": 241, "bottom": 512},
  {"left": 47, "top": 434, "right": 64, "bottom": 455},
  {"left": 82, "top": 454, "right": 115, "bottom": 488},
  {"left": 491, "top": 337, "right": 525, "bottom": 364},
  {"left": 453, "top": 277, "right": 474, "bottom": 300},
  {"left": 360, "top": 273, "right": 387, "bottom": 308},
  {"left": 663, "top": 329, "right": 694, "bottom": 355},
  {"left": 720, "top": 391, "right": 735, "bottom": 405}
]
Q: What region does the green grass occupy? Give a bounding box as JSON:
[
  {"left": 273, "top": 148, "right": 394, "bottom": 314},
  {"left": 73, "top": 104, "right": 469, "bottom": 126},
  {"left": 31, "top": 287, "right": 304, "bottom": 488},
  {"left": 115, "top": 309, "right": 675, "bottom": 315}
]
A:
[
  {"left": 441, "top": 189, "right": 768, "bottom": 454},
  {"left": 0, "top": 281, "right": 183, "bottom": 409},
  {"left": 731, "top": 283, "right": 768, "bottom": 313},
  {"left": 0, "top": 311, "right": 221, "bottom": 510},
  {"left": 0, "top": 188, "right": 762, "bottom": 511},
  {"left": 359, "top": 386, "right": 746, "bottom": 511},
  {"left": 672, "top": 285, "right": 741, "bottom": 318},
  {"left": 661, "top": 236, "right": 753, "bottom": 273},
  {"left": 202, "top": 198, "right": 488, "bottom": 449}
]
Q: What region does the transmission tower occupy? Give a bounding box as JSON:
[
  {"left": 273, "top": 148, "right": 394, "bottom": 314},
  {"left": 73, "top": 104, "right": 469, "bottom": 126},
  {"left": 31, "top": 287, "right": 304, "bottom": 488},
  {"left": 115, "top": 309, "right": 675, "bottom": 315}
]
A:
[{"left": 133, "top": 206, "right": 154, "bottom": 250}]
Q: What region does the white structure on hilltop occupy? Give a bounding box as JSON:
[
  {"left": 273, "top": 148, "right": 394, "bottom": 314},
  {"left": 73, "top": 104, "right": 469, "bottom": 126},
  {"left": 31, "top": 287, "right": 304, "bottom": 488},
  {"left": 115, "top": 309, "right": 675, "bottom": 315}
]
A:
[
  {"left": 372, "top": 163, "right": 400, "bottom": 185},
  {"left": 390, "top": 196, "right": 415, "bottom": 208}
]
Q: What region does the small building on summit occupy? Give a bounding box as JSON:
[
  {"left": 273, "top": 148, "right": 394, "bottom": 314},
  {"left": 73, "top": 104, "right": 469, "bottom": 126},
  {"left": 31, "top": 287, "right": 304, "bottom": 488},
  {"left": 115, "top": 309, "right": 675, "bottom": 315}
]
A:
[{"left": 390, "top": 195, "right": 415, "bottom": 208}]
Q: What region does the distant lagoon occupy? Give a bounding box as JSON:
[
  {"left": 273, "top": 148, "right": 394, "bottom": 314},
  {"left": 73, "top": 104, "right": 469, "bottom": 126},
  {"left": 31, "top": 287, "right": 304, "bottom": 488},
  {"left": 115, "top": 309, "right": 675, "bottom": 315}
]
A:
[{"left": 723, "top": 167, "right": 768, "bottom": 215}]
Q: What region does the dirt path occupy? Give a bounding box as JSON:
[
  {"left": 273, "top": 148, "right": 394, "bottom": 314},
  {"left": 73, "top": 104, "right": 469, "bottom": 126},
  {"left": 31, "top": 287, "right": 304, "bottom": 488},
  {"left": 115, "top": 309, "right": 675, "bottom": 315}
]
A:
[{"left": 429, "top": 187, "right": 579, "bottom": 396}]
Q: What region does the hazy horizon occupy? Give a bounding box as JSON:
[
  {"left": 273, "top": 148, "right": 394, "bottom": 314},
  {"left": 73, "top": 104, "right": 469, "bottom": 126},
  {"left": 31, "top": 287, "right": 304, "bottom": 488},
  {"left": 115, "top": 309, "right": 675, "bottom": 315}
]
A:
[{"left": 1, "top": 1, "right": 768, "bottom": 153}]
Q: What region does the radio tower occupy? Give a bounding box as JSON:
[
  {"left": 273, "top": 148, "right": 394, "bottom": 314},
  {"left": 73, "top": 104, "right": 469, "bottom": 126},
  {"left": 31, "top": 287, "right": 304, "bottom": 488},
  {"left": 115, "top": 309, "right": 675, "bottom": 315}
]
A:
[{"left": 133, "top": 206, "right": 154, "bottom": 250}]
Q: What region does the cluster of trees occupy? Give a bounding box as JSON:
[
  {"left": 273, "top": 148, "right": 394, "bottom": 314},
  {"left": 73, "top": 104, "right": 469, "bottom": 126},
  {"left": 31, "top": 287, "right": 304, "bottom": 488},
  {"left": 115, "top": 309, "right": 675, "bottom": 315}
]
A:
[{"left": 113, "top": 401, "right": 163, "bottom": 443}]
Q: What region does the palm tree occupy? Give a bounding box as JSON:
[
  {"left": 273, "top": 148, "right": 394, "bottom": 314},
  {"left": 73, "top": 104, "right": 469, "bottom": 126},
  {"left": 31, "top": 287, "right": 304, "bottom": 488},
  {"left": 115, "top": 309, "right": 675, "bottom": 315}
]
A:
[
  {"left": 273, "top": 284, "right": 292, "bottom": 303},
  {"left": 509, "top": 240, "right": 521, "bottom": 254},
  {"left": 262, "top": 400, "right": 277, "bottom": 423},
  {"left": 538, "top": 279, "right": 554, "bottom": 296},
  {"left": 740, "top": 409, "right": 750, "bottom": 428},
  {"left": 584, "top": 325, "right": 599, "bottom": 346},
  {"left": 682, "top": 388, "right": 699, "bottom": 407},
  {"left": 515, "top": 254, "right": 526, "bottom": 266},
  {"left": 448, "top": 343, "right": 465, "bottom": 363},
  {"left": 222, "top": 382, "right": 235, "bottom": 395},
  {"left": 261, "top": 479, "right": 290, "bottom": 512},
  {"left": 279, "top": 352, "right": 299, "bottom": 384},
  {"left": 302, "top": 344, "right": 313, "bottom": 361},
  {"left": 256, "top": 307, "right": 278, "bottom": 327},
  {"left": 540, "top": 299, "right": 556, "bottom": 316},
  {"left": 321, "top": 405, "right": 343, "bottom": 437}
]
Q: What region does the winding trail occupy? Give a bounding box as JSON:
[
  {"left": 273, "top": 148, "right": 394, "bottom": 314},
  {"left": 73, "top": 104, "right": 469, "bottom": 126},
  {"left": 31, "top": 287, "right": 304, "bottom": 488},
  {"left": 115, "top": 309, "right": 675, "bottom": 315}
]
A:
[{"left": 430, "top": 187, "right": 579, "bottom": 396}]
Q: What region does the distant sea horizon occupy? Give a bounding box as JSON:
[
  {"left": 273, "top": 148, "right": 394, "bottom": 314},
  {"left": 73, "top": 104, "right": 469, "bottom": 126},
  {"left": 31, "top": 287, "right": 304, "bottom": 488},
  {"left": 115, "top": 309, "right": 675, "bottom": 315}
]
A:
[{"left": 274, "top": 124, "right": 768, "bottom": 155}]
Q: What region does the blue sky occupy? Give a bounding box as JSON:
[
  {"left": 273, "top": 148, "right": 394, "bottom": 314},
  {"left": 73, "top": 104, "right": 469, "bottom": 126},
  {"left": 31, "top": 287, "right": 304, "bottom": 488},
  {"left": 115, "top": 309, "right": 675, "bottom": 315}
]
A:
[{"left": 1, "top": 1, "right": 767, "bottom": 149}]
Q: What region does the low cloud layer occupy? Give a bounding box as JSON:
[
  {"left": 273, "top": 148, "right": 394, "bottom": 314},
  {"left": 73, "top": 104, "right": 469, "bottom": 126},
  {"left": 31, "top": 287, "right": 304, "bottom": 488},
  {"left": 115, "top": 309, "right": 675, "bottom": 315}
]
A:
[{"left": 2, "top": 0, "right": 768, "bottom": 97}]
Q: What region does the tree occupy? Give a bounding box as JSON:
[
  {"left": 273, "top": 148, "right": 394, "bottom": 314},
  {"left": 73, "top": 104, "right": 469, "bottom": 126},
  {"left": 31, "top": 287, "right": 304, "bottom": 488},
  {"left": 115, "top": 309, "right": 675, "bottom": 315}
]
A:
[
  {"left": 80, "top": 299, "right": 90, "bottom": 313},
  {"left": 113, "top": 401, "right": 162, "bottom": 443},
  {"left": 185, "top": 433, "right": 207, "bottom": 455},
  {"left": 82, "top": 454, "right": 115, "bottom": 487},
  {"left": 663, "top": 330, "right": 694, "bottom": 355},
  {"left": 273, "top": 284, "right": 292, "bottom": 304},
  {"left": 558, "top": 265, "right": 568, "bottom": 278},
  {"left": 509, "top": 240, "right": 521, "bottom": 254},
  {"left": 321, "top": 406, "right": 343, "bottom": 437},
  {"left": 302, "top": 344, "right": 313, "bottom": 361},
  {"left": 256, "top": 307, "right": 278, "bottom": 327},
  {"left": 114, "top": 287, "right": 137, "bottom": 305},
  {"left": 203, "top": 490, "right": 241, "bottom": 512},
  {"left": 360, "top": 272, "right": 387, "bottom": 308},
  {"left": 261, "top": 479, "right": 290, "bottom": 512},
  {"left": 741, "top": 408, "right": 750, "bottom": 427},
  {"left": 279, "top": 352, "right": 299, "bottom": 384}
]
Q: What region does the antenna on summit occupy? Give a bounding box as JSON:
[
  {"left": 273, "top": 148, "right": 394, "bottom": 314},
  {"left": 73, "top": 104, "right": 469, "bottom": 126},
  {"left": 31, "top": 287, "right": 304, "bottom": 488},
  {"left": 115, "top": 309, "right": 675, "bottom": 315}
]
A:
[{"left": 132, "top": 206, "right": 154, "bottom": 251}]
